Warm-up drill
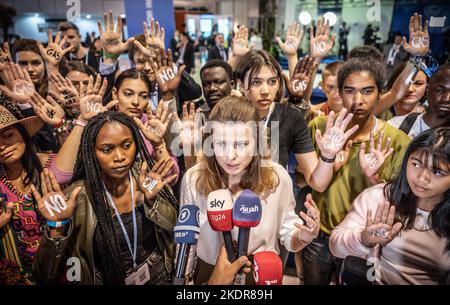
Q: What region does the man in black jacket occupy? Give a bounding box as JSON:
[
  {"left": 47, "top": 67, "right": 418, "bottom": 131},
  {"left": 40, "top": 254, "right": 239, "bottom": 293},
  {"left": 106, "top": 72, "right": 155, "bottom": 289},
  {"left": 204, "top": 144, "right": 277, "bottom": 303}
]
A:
[
  {"left": 208, "top": 33, "right": 228, "bottom": 62},
  {"left": 177, "top": 32, "right": 195, "bottom": 74}
]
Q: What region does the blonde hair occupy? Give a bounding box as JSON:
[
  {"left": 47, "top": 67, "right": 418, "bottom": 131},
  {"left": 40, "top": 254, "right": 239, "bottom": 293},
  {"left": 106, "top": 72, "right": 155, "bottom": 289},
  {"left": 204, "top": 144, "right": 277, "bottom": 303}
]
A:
[{"left": 195, "top": 95, "right": 279, "bottom": 196}]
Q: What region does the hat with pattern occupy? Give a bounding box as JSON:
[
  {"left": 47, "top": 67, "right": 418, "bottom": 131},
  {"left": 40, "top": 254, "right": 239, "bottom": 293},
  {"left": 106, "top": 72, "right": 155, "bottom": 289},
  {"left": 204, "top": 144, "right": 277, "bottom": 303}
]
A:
[{"left": 0, "top": 105, "right": 43, "bottom": 136}]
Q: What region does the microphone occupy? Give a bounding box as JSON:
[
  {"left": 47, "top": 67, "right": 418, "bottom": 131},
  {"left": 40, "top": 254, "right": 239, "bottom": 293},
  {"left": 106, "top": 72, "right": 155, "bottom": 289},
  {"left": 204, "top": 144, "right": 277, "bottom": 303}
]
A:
[
  {"left": 206, "top": 189, "right": 236, "bottom": 262},
  {"left": 173, "top": 204, "right": 200, "bottom": 285},
  {"left": 252, "top": 251, "right": 283, "bottom": 285},
  {"left": 232, "top": 189, "right": 262, "bottom": 285},
  {"left": 233, "top": 189, "right": 262, "bottom": 258}
]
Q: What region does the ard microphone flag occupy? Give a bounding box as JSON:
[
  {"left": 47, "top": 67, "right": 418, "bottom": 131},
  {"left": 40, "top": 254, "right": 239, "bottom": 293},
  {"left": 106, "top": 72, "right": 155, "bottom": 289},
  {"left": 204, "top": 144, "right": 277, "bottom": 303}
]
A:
[
  {"left": 174, "top": 204, "right": 200, "bottom": 245},
  {"left": 173, "top": 204, "right": 200, "bottom": 285}
]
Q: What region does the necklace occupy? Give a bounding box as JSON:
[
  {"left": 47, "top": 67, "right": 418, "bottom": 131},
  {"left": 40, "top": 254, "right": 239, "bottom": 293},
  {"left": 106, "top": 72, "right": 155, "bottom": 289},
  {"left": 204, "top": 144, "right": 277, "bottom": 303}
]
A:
[{"left": 0, "top": 167, "right": 29, "bottom": 200}]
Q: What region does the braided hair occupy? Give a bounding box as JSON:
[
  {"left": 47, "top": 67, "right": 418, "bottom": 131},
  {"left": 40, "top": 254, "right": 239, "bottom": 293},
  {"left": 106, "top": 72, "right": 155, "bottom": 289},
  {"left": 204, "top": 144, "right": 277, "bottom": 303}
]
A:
[{"left": 71, "top": 111, "right": 178, "bottom": 284}]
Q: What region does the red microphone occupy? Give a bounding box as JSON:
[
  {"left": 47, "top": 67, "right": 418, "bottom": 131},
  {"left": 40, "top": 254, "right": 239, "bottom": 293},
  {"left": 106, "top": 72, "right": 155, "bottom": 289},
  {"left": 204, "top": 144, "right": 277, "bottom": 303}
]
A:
[
  {"left": 252, "top": 251, "right": 283, "bottom": 285},
  {"left": 206, "top": 189, "right": 236, "bottom": 262}
]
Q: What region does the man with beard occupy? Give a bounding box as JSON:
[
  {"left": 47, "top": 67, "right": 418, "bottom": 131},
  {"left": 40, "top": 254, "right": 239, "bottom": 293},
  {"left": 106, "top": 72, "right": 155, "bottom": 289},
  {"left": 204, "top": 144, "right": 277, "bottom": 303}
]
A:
[
  {"left": 208, "top": 33, "right": 228, "bottom": 62},
  {"left": 389, "top": 63, "right": 450, "bottom": 138}
]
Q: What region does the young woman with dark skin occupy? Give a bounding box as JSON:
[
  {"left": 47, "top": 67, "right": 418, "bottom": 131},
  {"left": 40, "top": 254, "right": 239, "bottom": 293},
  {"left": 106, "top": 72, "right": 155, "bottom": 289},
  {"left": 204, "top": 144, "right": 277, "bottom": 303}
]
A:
[
  {"left": 0, "top": 73, "right": 115, "bottom": 284},
  {"left": 33, "top": 112, "right": 178, "bottom": 285}
]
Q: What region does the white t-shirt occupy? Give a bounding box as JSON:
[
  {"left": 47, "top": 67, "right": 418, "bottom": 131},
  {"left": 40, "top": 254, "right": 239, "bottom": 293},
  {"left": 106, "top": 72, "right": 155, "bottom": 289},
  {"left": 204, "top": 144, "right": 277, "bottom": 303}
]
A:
[
  {"left": 179, "top": 161, "right": 303, "bottom": 267},
  {"left": 388, "top": 113, "right": 430, "bottom": 139}
]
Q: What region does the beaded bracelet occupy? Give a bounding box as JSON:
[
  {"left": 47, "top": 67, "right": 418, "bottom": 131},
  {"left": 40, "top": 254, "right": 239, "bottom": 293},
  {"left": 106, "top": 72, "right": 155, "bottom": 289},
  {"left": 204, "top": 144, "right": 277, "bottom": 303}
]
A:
[
  {"left": 55, "top": 119, "right": 74, "bottom": 137},
  {"left": 47, "top": 219, "right": 71, "bottom": 228}
]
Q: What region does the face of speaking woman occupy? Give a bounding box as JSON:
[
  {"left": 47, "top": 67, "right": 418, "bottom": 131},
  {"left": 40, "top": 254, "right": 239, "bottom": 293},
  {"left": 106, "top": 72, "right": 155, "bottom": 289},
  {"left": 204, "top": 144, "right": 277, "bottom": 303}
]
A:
[
  {"left": 211, "top": 121, "right": 256, "bottom": 186},
  {"left": 199, "top": 95, "right": 277, "bottom": 197}
]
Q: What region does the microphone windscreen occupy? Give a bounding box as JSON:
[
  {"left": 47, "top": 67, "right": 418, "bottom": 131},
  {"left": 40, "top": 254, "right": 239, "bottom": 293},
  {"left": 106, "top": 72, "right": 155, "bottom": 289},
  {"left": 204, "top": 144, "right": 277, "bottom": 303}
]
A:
[
  {"left": 206, "top": 189, "right": 234, "bottom": 231},
  {"left": 232, "top": 189, "right": 262, "bottom": 228},
  {"left": 253, "top": 251, "right": 283, "bottom": 285},
  {"left": 174, "top": 204, "right": 200, "bottom": 245}
]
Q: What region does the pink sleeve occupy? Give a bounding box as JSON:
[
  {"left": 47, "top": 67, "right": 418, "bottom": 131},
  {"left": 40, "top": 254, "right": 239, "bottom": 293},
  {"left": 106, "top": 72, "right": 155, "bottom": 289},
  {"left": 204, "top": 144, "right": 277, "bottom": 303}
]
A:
[
  {"left": 47, "top": 156, "right": 74, "bottom": 185},
  {"left": 329, "top": 184, "right": 386, "bottom": 259}
]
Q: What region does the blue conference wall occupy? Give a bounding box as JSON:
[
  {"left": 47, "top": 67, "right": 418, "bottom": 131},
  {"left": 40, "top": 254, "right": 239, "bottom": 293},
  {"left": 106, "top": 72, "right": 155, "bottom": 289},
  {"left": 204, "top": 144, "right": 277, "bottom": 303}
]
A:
[
  {"left": 390, "top": 1, "right": 449, "bottom": 62},
  {"left": 123, "top": 0, "right": 175, "bottom": 50}
]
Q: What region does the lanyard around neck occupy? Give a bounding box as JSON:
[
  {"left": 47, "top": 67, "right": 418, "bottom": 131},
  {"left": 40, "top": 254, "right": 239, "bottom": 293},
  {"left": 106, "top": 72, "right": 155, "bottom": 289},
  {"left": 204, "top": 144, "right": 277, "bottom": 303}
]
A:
[{"left": 103, "top": 171, "right": 138, "bottom": 269}]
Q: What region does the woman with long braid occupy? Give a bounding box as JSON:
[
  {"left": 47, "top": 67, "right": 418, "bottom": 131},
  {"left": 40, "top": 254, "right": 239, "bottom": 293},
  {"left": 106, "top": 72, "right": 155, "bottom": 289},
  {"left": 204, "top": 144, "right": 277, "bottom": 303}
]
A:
[
  {"left": 0, "top": 73, "right": 115, "bottom": 284},
  {"left": 33, "top": 112, "right": 178, "bottom": 284}
]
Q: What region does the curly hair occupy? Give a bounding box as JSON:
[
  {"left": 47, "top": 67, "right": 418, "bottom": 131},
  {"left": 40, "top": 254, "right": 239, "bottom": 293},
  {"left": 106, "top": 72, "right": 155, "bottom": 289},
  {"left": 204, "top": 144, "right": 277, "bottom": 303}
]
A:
[{"left": 337, "top": 58, "right": 385, "bottom": 93}]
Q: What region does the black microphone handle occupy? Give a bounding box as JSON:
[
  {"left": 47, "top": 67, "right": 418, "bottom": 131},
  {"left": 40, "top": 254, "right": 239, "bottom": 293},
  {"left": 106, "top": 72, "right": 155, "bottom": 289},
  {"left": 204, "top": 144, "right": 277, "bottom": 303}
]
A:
[
  {"left": 172, "top": 277, "right": 186, "bottom": 285},
  {"left": 233, "top": 227, "right": 250, "bottom": 285},
  {"left": 237, "top": 227, "right": 250, "bottom": 258},
  {"left": 222, "top": 231, "right": 236, "bottom": 262},
  {"left": 173, "top": 243, "right": 191, "bottom": 284}
]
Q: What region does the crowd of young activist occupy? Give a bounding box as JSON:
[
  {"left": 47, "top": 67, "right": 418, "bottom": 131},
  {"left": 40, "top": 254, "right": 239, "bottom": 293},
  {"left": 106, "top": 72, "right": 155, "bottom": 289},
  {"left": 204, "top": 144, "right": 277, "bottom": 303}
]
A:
[{"left": 0, "top": 10, "right": 448, "bottom": 285}]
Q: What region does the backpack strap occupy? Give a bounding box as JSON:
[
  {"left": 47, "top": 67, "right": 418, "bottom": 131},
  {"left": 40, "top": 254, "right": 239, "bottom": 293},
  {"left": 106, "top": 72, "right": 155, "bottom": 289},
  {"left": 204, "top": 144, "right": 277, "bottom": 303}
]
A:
[{"left": 398, "top": 112, "right": 421, "bottom": 135}]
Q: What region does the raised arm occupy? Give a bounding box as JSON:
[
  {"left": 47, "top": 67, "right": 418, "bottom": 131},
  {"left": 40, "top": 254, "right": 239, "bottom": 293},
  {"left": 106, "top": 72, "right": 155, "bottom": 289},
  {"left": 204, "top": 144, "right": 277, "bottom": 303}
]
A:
[
  {"left": 276, "top": 21, "right": 304, "bottom": 77},
  {"left": 37, "top": 29, "right": 74, "bottom": 76},
  {"left": 53, "top": 74, "right": 117, "bottom": 174},
  {"left": 374, "top": 13, "right": 430, "bottom": 115},
  {"left": 228, "top": 25, "right": 252, "bottom": 70},
  {"left": 303, "top": 18, "right": 336, "bottom": 105}
]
